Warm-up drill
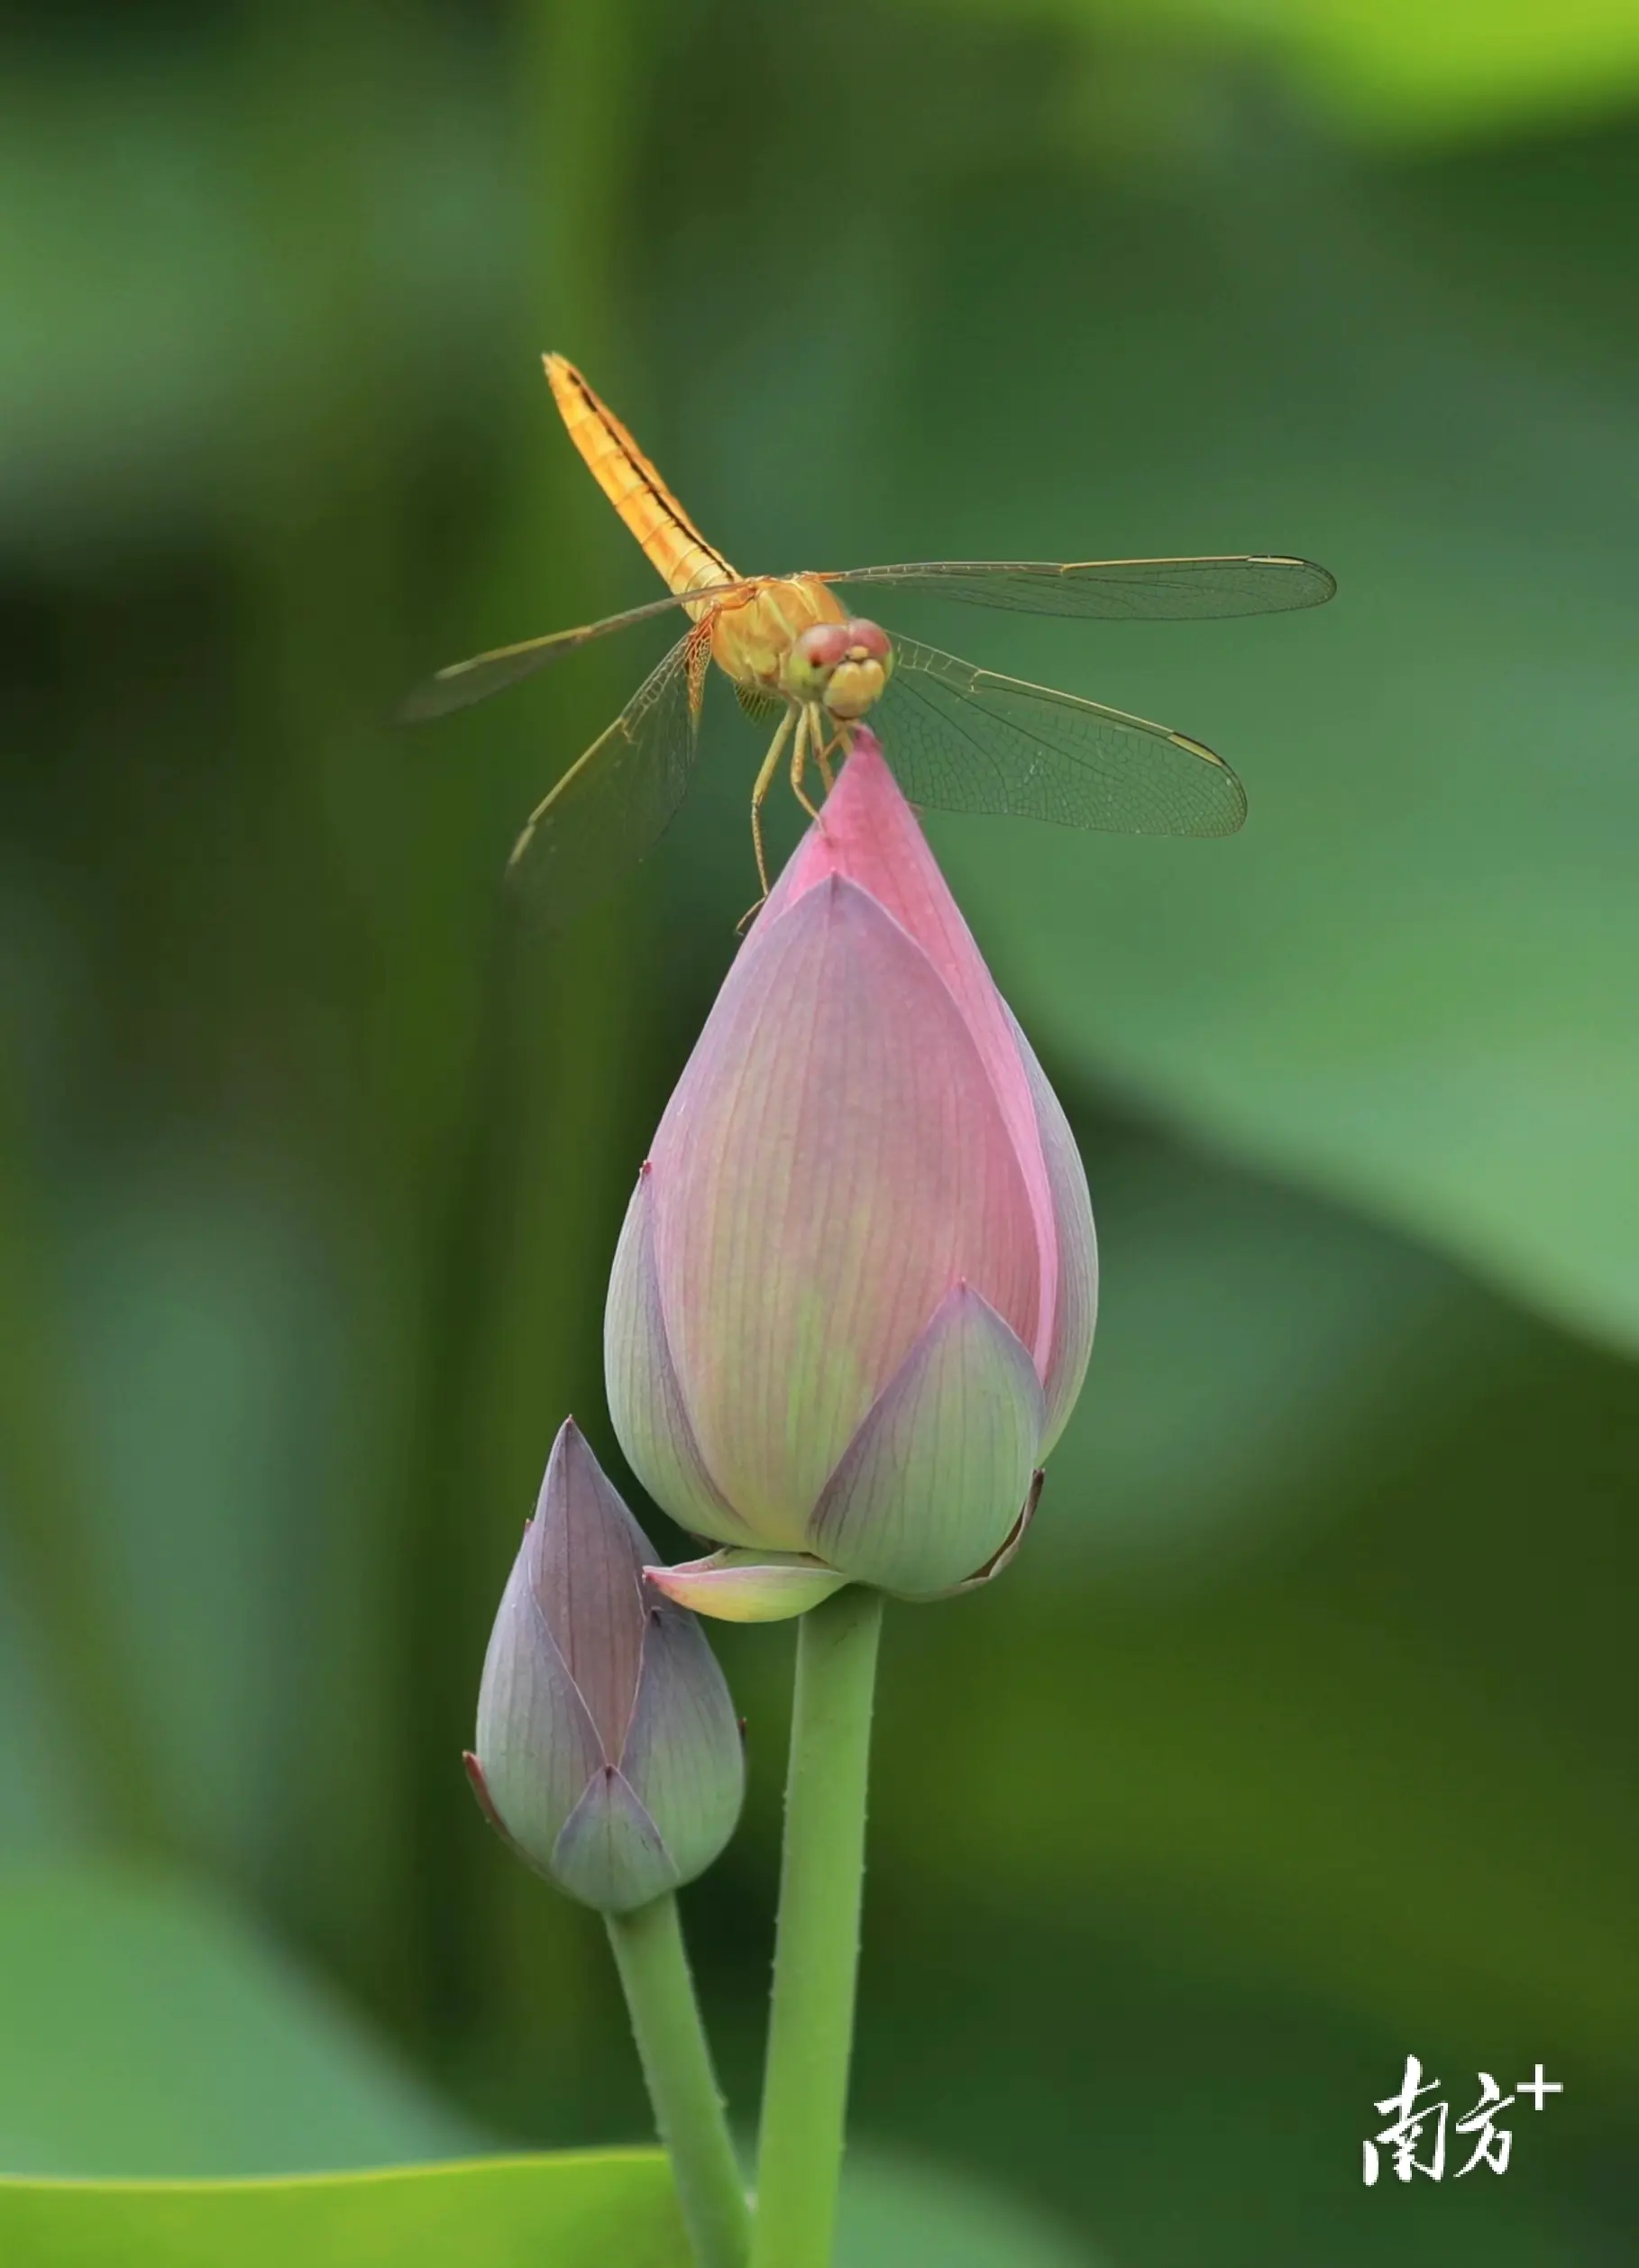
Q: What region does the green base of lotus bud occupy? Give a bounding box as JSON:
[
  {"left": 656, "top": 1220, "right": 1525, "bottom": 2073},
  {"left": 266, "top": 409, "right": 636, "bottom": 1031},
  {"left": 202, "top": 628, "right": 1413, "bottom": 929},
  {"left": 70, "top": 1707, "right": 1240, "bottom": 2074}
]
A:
[{"left": 644, "top": 1473, "right": 1044, "bottom": 1623}]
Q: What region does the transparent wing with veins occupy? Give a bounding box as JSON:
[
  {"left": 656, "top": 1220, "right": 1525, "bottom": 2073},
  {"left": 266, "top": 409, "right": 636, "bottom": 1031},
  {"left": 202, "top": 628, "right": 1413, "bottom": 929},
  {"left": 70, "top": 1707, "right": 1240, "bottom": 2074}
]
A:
[
  {"left": 398, "top": 554, "right": 1335, "bottom": 724},
  {"left": 398, "top": 583, "right": 758, "bottom": 721},
  {"left": 871, "top": 638, "right": 1247, "bottom": 837},
  {"left": 822, "top": 555, "right": 1336, "bottom": 621},
  {"left": 503, "top": 629, "right": 710, "bottom": 926}
]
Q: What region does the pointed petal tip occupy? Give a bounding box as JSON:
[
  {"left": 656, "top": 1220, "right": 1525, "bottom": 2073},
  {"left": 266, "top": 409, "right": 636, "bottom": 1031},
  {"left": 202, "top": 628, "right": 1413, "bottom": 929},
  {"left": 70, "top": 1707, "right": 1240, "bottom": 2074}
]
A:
[
  {"left": 644, "top": 1550, "right": 853, "bottom": 1623},
  {"left": 537, "top": 1415, "right": 600, "bottom": 1516}
]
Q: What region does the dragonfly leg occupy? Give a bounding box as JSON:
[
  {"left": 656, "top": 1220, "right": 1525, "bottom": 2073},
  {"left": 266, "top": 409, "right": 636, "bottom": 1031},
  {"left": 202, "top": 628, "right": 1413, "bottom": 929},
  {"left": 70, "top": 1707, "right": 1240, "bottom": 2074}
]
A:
[
  {"left": 748, "top": 706, "right": 796, "bottom": 907},
  {"left": 789, "top": 703, "right": 824, "bottom": 825},
  {"left": 814, "top": 712, "right": 857, "bottom": 798}
]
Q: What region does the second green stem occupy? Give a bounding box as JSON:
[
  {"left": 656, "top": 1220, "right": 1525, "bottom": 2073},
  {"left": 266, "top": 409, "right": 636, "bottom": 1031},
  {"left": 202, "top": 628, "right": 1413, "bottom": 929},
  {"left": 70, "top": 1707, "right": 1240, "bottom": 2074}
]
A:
[
  {"left": 750, "top": 1584, "right": 885, "bottom": 2268},
  {"left": 606, "top": 1891, "right": 750, "bottom": 2268}
]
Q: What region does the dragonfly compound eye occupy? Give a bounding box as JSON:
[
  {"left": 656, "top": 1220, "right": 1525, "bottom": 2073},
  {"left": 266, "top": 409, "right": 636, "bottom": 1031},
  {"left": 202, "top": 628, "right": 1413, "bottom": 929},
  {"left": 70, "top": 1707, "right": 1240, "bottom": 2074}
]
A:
[
  {"left": 785, "top": 621, "right": 854, "bottom": 698},
  {"left": 844, "top": 618, "right": 892, "bottom": 662}
]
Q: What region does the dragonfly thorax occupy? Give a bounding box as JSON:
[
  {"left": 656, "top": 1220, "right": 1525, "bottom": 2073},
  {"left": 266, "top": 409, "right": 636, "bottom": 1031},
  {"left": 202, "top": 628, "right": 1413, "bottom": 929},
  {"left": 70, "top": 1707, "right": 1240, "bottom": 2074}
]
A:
[{"left": 709, "top": 575, "right": 893, "bottom": 723}]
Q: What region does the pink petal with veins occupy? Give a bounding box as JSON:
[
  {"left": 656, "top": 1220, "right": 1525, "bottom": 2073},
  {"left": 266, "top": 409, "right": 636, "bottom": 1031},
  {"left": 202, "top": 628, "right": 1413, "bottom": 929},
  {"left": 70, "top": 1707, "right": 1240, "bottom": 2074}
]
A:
[
  {"left": 606, "top": 1167, "right": 761, "bottom": 1550},
  {"left": 649, "top": 874, "right": 1040, "bottom": 1534},
  {"left": 807, "top": 1282, "right": 1044, "bottom": 1596},
  {"left": 759, "top": 731, "right": 1058, "bottom": 1377},
  {"left": 1005, "top": 1006, "right": 1098, "bottom": 1453}
]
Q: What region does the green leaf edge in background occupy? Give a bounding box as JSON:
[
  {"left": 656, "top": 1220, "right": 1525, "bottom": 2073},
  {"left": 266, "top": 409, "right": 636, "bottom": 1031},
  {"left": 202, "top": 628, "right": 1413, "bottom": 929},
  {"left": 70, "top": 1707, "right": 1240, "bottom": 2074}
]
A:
[
  {"left": 0, "top": 2153, "right": 1103, "bottom": 2268},
  {"left": 932, "top": 0, "right": 1639, "bottom": 146},
  {"left": 0, "top": 2152, "right": 690, "bottom": 2268}
]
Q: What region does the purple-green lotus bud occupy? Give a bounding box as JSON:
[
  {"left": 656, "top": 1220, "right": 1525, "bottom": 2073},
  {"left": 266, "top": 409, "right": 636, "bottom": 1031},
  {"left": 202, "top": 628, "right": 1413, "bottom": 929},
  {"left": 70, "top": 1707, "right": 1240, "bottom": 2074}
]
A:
[{"left": 465, "top": 1419, "right": 744, "bottom": 1914}]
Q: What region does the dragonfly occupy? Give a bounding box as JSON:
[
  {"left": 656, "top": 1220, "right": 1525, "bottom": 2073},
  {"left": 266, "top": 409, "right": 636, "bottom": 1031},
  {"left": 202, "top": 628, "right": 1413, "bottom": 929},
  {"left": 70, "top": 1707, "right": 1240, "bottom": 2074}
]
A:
[{"left": 402, "top": 354, "right": 1335, "bottom": 921}]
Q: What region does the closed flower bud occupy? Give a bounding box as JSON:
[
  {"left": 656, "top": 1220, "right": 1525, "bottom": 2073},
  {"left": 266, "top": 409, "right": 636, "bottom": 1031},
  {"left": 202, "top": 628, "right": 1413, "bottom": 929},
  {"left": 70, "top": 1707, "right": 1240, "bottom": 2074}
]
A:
[
  {"left": 606, "top": 730, "right": 1096, "bottom": 1616},
  {"left": 466, "top": 1420, "right": 745, "bottom": 1912}
]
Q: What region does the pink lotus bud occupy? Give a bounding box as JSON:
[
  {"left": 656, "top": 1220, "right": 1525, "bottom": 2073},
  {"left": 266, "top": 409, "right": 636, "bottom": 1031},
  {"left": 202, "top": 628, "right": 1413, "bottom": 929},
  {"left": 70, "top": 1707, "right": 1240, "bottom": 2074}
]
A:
[
  {"left": 605, "top": 731, "right": 1096, "bottom": 1613},
  {"left": 466, "top": 1420, "right": 745, "bottom": 1909}
]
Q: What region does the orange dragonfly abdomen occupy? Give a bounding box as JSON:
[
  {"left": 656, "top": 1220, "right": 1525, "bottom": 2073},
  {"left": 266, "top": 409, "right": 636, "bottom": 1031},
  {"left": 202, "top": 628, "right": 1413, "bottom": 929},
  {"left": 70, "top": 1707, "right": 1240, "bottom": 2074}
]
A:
[
  {"left": 545, "top": 353, "right": 849, "bottom": 700},
  {"left": 545, "top": 353, "right": 738, "bottom": 608}
]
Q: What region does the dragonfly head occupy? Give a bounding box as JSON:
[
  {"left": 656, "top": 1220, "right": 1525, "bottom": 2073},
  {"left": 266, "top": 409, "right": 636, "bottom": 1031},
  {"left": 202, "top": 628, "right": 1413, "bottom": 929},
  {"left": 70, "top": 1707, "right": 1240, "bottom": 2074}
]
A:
[{"left": 784, "top": 617, "right": 893, "bottom": 721}]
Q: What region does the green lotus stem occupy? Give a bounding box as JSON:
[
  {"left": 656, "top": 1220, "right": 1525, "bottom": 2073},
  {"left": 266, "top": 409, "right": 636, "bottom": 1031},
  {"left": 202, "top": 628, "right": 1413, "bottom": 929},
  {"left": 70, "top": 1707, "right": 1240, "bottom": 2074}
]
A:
[
  {"left": 605, "top": 1891, "right": 750, "bottom": 2268},
  {"left": 750, "top": 1586, "right": 885, "bottom": 2268}
]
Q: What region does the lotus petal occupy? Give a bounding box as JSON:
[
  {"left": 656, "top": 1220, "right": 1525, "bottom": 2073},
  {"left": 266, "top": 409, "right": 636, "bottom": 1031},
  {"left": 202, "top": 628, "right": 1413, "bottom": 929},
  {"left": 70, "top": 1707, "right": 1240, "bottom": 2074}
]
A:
[
  {"left": 605, "top": 1168, "right": 759, "bottom": 1548},
  {"left": 531, "top": 1420, "right": 648, "bottom": 1757},
  {"left": 809, "top": 1283, "right": 1045, "bottom": 1596},
  {"left": 618, "top": 1599, "right": 745, "bottom": 1882},
  {"left": 473, "top": 1541, "right": 605, "bottom": 1871},
  {"left": 764, "top": 733, "right": 1060, "bottom": 1372},
  {"left": 1005, "top": 1007, "right": 1098, "bottom": 1454},
  {"left": 645, "top": 1550, "right": 853, "bottom": 1623},
  {"left": 650, "top": 876, "right": 1040, "bottom": 1534},
  {"left": 550, "top": 1763, "right": 679, "bottom": 1914},
  {"left": 919, "top": 1468, "right": 1045, "bottom": 1599}
]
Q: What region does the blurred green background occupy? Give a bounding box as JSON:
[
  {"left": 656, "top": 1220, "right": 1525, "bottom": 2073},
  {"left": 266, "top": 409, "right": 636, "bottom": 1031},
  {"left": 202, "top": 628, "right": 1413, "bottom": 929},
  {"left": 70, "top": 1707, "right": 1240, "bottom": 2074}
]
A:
[{"left": 4, "top": 1, "right": 1638, "bottom": 2262}]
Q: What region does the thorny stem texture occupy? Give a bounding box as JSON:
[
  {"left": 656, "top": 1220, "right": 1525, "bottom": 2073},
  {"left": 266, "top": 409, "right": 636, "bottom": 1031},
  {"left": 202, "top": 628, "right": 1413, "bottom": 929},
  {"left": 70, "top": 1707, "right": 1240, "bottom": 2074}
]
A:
[{"left": 605, "top": 1890, "right": 750, "bottom": 2268}]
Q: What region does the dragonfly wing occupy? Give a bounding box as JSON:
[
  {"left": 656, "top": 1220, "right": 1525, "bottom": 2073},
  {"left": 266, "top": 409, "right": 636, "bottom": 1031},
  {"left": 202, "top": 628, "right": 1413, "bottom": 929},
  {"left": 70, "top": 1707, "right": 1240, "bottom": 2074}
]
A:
[
  {"left": 505, "top": 630, "right": 707, "bottom": 924},
  {"left": 870, "top": 638, "right": 1247, "bottom": 837},
  {"left": 398, "top": 580, "right": 755, "bottom": 722},
  {"left": 822, "top": 555, "right": 1334, "bottom": 621}
]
